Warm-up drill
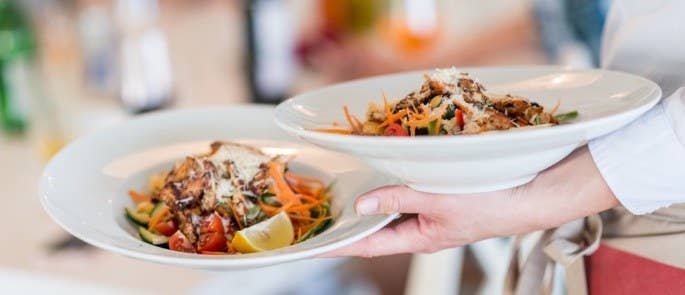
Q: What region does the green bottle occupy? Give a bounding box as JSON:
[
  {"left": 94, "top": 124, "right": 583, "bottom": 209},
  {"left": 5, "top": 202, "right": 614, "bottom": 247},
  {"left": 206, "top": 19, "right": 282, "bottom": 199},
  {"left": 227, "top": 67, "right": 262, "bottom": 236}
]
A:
[{"left": 0, "top": 0, "right": 36, "bottom": 134}]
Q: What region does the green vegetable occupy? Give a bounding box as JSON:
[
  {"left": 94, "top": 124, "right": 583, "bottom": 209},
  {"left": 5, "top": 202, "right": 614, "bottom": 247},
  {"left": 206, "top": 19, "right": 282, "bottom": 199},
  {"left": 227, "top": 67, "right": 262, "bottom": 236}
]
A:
[
  {"left": 429, "top": 95, "right": 443, "bottom": 108},
  {"left": 555, "top": 110, "right": 579, "bottom": 123},
  {"left": 296, "top": 219, "right": 333, "bottom": 243},
  {"left": 260, "top": 192, "right": 282, "bottom": 207},
  {"left": 246, "top": 205, "right": 263, "bottom": 220},
  {"left": 310, "top": 200, "right": 332, "bottom": 218},
  {"left": 125, "top": 207, "right": 150, "bottom": 226},
  {"left": 137, "top": 226, "right": 169, "bottom": 246},
  {"left": 135, "top": 201, "right": 154, "bottom": 214},
  {"left": 443, "top": 104, "right": 456, "bottom": 120},
  {"left": 533, "top": 115, "right": 543, "bottom": 125},
  {"left": 245, "top": 205, "right": 266, "bottom": 226},
  {"left": 427, "top": 119, "right": 440, "bottom": 135},
  {"left": 149, "top": 201, "right": 167, "bottom": 217}
]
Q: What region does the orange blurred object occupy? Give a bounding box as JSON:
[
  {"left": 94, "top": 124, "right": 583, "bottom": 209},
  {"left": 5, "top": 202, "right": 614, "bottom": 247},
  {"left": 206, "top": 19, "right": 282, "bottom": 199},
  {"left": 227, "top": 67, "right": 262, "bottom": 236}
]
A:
[
  {"left": 381, "top": 0, "right": 442, "bottom": 54},
  {"left": 382, "top": 17, "right": 441, "bottom": 54}
]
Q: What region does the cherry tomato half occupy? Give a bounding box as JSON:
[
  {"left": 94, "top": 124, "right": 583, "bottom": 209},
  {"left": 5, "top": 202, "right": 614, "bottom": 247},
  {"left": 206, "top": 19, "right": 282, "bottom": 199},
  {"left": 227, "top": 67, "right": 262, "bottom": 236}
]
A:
[
  {"left": 169, "top": 231, "right": 195, "bottom": 253},
  {"left": 200, "top": 213, "right": 224, "bottom": 234},
  {"left": 384, "top": 123, "right": 409, "bottom": 136},
  {"left": 154, "top": 220, "right": 177, "bottom": 237},
  {"left": 197, "top": 231, "right": 227, "bottom": 252}
]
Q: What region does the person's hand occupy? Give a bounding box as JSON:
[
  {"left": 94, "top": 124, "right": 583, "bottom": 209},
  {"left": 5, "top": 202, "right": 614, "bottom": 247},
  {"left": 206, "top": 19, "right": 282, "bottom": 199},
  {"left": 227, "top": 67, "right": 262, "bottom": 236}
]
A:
[{"left": 323, "top": 146, "right": 619, "bottom": 257}]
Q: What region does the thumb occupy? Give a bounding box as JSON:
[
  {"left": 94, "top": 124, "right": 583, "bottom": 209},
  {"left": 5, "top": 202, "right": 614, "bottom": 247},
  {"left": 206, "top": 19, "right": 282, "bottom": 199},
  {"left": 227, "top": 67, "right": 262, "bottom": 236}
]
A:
[{"left": 355, "top": 185, "right": 438, "bottom": 215}]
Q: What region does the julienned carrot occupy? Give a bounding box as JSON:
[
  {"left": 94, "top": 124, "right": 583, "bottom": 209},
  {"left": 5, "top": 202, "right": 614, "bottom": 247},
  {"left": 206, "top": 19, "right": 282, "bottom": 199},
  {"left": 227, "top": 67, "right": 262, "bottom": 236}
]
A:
[
  {"left": 255, "top": 163, "right": 332, "bottom": 243},
  {"left": 285, "top": 172, "right": 325, "bottom": 186},
  {"left": 352, "top": 116, "right": 364, "bottom": 131},
  {"left": 288, "top": 201, "right": 327, "bottom": 212},
  {"left": 343, "top": 106, "right": 362, "bottom": 132},
  {"left": 148, "top": 206, "right": 170, "bottom": 231},
  {"left": 286, "top": 173, "right": 325, "bottom": 195},
  {"left": 313, "top": 128, "right": 353, "bottom": 135},
  {"left": 258, "top": 199, "right": 281, "bottom": 214},
  {"left": 269, "top": 162, "right": 302, "bottom": 209},
  {"left": 380, "top": 109, "right": 408, "bottom": 128},
  {"left": 288, "top": 214, "right": 332, "bottom": 221},
  {"left": 298, "top": 194, "right": 326, "bottom": 203},
  {"left": 128, "top": 190, "right": 149, "bottom": 203},
  {"left": 550, "top": 99, "right": 561, "bottom": 115}
]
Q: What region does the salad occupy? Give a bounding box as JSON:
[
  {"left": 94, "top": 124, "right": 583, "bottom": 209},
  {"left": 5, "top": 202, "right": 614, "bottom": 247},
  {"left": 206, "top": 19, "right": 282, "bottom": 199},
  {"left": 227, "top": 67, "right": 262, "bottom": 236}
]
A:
[
  {"left": 319, "top": 68, "right": 578, "bottom": 136},
  {"left": 125, "top": 142, "right": 333, "bottom": 254}
]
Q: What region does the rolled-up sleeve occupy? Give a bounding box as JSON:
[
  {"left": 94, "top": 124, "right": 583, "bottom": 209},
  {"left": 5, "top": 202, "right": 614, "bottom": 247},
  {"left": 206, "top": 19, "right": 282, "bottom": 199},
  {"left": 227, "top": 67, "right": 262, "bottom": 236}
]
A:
[{"left": 589, "top": 88, "right": 685, "bottom": 214}]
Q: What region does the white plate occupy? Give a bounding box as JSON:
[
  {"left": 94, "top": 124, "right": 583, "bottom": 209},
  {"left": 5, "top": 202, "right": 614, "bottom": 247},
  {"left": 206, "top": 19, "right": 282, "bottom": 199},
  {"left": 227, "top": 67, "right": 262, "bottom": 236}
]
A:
[
  {"left": 274, "top": 67, "right": 661, "bottom": 193},
  {"left": 39, "top": 105, "right": 398, "bottom": 270}
]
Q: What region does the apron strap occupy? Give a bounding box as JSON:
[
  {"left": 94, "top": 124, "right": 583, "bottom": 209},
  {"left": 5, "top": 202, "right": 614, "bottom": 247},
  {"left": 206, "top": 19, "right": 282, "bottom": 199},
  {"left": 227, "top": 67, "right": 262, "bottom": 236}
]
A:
[{"left": 504, "top": 215, "right": 603, "bottom": 295}]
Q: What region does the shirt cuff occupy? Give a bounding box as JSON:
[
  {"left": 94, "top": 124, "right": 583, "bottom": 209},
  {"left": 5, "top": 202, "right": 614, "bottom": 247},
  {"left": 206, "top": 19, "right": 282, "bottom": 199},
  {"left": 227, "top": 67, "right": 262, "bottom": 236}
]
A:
[{"left": 589, "top": 103, "right": 685, "bottom": 215}]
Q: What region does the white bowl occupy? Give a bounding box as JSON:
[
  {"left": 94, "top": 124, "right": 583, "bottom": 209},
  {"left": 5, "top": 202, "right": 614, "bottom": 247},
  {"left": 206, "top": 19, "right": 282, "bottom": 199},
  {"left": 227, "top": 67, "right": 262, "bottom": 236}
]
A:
[
  {"left": 274, "top": 67, "right": 661, "bottom": 193},
  {"left": 39, "top": 105, "right": 398, "bottom": 270}
]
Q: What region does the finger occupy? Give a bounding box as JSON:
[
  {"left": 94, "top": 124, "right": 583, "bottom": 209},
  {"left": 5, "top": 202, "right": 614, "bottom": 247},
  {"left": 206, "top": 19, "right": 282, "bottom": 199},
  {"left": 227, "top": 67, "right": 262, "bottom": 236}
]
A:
[
  {"left": 355, "top": 185, "right": 441, "bottom": 215},
  {"left": 320, "top": 216, "right": 435, "bottom": 257}
]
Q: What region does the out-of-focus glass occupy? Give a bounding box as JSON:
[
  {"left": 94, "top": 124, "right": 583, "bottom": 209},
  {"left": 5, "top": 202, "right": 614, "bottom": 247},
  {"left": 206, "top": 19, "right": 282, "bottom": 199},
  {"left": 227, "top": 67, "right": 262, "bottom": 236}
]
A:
[
  {"left": 381, "top": 0, "right": 441, "bottom": 55},
  {"left": 0, "top": 0, "right": 35, "bottom": 134},
  {"left": 116, "top": 0, "right": 173, "bottom": 113}
]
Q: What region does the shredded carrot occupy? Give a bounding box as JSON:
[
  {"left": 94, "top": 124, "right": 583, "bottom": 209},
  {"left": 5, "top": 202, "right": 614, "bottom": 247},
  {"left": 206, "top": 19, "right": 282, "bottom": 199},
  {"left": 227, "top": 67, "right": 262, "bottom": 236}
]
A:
[
  {"left": 269, "top": 162, "right": 302, "bottom": 210},
  {"left": 313, "top": 128, "right": 353, "bottom": 135},
  {"left": 379, "top": 109, "right": 408, "bottom": 128},
  {"left": 298, "top": 194, "right": 326, "bottom": 203},
  {"left": 288, "top": 201, "right": 327, "bottom": 212},
  {"left": 383, "top": 93, "right": 391, "bottom": 118},
  {"left": 258, "top": 198, "right": 282, "bottom": 215},
  {"left": 148, "top": 206, "right": 170, "bottom": 231},
  {"left": 343, "top": 105, "right": 362, "bottom": 132},
  {"left": 352, "top": 116, "right": 364, "bottom": 131},
  {"left": 285, "top": 172, "right": 325, "bottom": 187},
  {"left": 288, "top": 214, "right": 332, "bottom": 221},
  {"left": 255, "top": 163, "right": 333, "bottom": 244},
  {"left": 550, "top": 99, "right": 561, "bottom": 115},
  {"left": 128, "top": 190, "right": 149, "bottom": 203},
  {"left": 285, "top": 172, "right": 325, "bottom": 195}
]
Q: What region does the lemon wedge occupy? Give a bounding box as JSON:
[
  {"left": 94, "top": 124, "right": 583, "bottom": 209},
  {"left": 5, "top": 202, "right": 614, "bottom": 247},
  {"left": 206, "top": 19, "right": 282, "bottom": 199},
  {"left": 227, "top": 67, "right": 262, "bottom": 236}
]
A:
[{"left": 232, "top": 211, "right": 294, "bottom": 253}]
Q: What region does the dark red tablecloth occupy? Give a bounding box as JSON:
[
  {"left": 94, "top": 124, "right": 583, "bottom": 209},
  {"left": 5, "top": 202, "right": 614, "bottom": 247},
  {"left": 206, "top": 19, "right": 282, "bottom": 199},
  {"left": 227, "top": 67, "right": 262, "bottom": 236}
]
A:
[{"left": 585, "top": 244, "right": 685, "bottom": 294}]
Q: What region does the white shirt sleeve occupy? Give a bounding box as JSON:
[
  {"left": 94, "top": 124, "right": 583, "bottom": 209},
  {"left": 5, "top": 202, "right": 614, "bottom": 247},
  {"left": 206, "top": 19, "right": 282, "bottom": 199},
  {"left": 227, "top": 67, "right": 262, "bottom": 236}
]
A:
[
  {"left": 590, "top": 90, "right": 685, "bottom": 214},
  {"left": 589, "top": 0, "right": 685, "bottom": 214}
]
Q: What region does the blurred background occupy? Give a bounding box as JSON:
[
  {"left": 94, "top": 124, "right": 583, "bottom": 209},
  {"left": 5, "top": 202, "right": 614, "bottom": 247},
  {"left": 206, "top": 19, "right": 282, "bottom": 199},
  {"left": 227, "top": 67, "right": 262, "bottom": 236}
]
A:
[{"left": 0, "top": 0, "right": 609, "bottom": 294}]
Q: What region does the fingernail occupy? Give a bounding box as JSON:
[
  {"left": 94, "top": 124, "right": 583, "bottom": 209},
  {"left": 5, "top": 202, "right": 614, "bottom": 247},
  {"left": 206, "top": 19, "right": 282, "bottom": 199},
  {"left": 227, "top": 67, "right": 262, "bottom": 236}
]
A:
[{"left": 356, "top": 197, "right": 379, "bottom": 215}]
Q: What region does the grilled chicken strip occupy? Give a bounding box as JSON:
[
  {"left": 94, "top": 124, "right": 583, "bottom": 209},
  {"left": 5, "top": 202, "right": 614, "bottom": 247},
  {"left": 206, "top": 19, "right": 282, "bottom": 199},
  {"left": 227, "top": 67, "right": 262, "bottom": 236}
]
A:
[{"left": 157, "top": 142, "right": 273, "bottom": 243}]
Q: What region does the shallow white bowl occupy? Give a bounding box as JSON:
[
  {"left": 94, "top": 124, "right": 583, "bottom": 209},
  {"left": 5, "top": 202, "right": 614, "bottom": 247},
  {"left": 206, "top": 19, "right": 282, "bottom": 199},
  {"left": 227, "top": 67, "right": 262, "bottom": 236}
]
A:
[
  {"left": 274, "top": 67, "right": 661, "bottom": 193},
  {"left": 39, "top": 105, "right": 397, "bottom": 270}
]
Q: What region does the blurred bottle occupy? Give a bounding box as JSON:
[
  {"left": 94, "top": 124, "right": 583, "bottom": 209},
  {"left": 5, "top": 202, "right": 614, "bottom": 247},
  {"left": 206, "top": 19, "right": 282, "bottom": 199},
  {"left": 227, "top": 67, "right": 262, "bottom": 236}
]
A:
[
  {"left": 244, "top": 0, "right": 296, "bottom": 104},
  {"left": 115, "top": 0, "right": 173, "bottom": 113},
  {"left": 0, "top": 0, "right": 36, "bottom": 134},
  {"left": 77, "top": 0, "right": 116, "bottom": 95}
]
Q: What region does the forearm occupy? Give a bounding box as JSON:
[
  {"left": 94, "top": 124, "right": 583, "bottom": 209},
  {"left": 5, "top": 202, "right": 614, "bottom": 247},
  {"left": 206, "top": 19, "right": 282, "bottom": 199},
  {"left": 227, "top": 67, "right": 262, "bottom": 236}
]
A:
[{"left": 455, "top": 146, "right": 618, "bottom": 241}]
